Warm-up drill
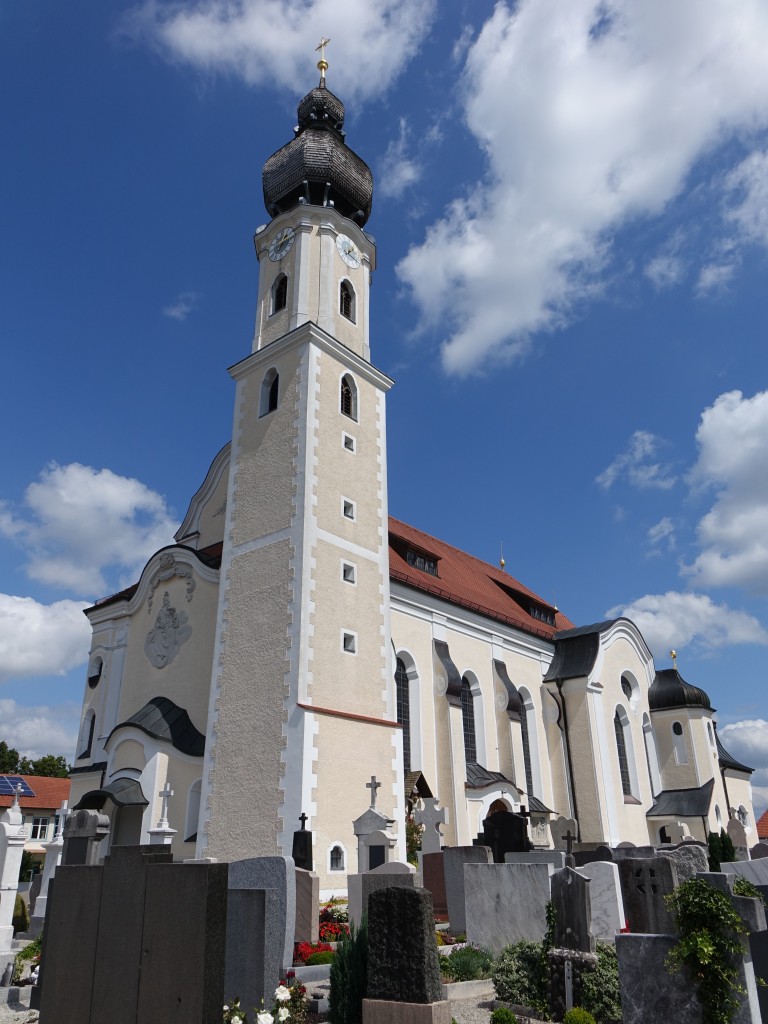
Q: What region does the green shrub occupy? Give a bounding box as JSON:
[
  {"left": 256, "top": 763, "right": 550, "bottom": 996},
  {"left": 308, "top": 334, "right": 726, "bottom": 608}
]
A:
[
  {"left": 732, "top": 877, "right": 764, "bottom": 903},
  {"left": 439, "top": 944, "right": 493, "bottom": 981},
  {"left": 490, "top": 1008, "right": 519, "bottom": 1024},
  {"left": 306, "top": 950, "right": 335, "bottom": 965},
  {"left": 579, "top": 942, "right": 622, "bottom": 1024},
  {"left": 491, "top": 940, "right": 549, "bottom": 1017},
  {"left": 12, "top": 933, "right": 42, "bottom": 984},
  {"left": 12, "top": 894, "right": 29, "bottom": 935},
  {"left": 708, "top": 831, "right": 724, "bottom": 871},
  {"left": 720, "top": 829, "right": 737, "bottom": 864},
  {"left": 564, "top": 1009, "right": 597, "bottom": 1024},
  {"left": 329, "top": 915, "right": 367, "bottom": 1024}
]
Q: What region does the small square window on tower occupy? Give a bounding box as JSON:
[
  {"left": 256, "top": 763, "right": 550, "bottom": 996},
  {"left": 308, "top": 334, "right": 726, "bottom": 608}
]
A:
[
  {"left": 342, "top": 498, "right": 356, "bottom": 520},
  {"left": 342, "top": 631, "right": 357, "bottom": 654},
  {"left": 341, "top": 561, "right": 356, "bottom": 584},
  {"left": 343, "top": 432, "right": 356, "bottom": 453}
]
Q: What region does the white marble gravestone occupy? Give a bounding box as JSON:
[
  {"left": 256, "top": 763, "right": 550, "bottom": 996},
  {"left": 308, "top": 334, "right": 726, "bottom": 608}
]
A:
[{"left": 578, "top": 860, "right": 625, "bottom": 941}]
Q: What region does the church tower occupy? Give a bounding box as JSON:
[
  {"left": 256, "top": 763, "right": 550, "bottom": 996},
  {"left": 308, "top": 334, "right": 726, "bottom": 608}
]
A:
[{"left": 197, "top": 56, "right": 405, "bottom": 885}]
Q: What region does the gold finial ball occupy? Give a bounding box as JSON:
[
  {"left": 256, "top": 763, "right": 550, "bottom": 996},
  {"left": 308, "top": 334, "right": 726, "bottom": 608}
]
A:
[
  {"left": 499, "top": 557, "right": 506, "bottom": 570},
  {"left": 670, "top": 649, "right": 677, "bottom": 666}
]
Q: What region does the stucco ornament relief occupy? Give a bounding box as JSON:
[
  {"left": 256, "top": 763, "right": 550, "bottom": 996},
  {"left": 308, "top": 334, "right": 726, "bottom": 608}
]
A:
[
  {"left": 148, "top": 553, "right": 196, "bottom": 611},
  {"left": 144, "top": 591, "right": 192, "bottom": 668}
]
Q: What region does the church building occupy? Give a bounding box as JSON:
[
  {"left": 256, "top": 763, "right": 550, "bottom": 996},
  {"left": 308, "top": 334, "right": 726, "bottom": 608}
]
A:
[{"left": 68, "top": 60, "right": 755, "bottom": 895}]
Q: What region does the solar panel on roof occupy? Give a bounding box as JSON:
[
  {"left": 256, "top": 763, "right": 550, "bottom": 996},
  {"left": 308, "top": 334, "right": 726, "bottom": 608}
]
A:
[{"left": 0, "top": 775, "right": 35, "bottom": 797}]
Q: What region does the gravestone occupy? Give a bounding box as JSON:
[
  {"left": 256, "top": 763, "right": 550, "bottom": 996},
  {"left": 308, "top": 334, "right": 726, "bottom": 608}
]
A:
[
  {"left": 443, "top": 845, "right": 492, "bottom": 935},
  {"left": 225, "top": 887, "right": 269, "bottom": 1013},
  {"left": 415, "top": 799, "right": 447, "bottom": 855},
  {"left": 550, "top": 816, "right": 578, "bottom": 851},
  {"left": 551, "top": 866, "right": 595, "bottom": 953},
  {"left": 577, "top": 861, "right": 626, "bottom": 941},
  {"left": 721, "top": 858, "right": 768, "bottom": 886},
  {"left": 612, "top": 845, "right": 656, "bottom": 859},
  {"left": 292, "top": 812, "right": 313, "bottom": 872},
  {"left": 353, "top": 787, "right": 397, "bottom": 874},
  {"left": 574, "top": 845, "right": 614, "bottom": 867},
  {"left": 228, "top": 856, "right": 296, "bottom": 973},
  {"left": 90, "top": 846, "right": 173, "bottom": 1024},
  {"left": 505, "top": 850, "right": 566, "bottom": 870},
  {"left": 364, "top": 887, "right": 450, "bottom": 1023},
  {"left": 474, "top": 809, "right": 531, "bottom": 862},
  {"left": 728, "top": 818, "right": 750, "bottom": 860},
  {"left": 660, "top": 822, "right": 690, "bottom": 844},
  {"left": 750, "top": 929, "right": 768, "bottom": 1024},
  {"left": 62, "top": 809, "right": 109, "bottom": 866},
  {"left": 348, "top": 862, "right": 415, "bottom": 928},
  {"left": 750, "top": 842, "right": 768, "bottom": 860},
  {"left": 659, "top": 840, "right": 709, "bottom": 883},
  {"left": 618, "top": 856, "right": 678, "bottom": 934},
  {"left": 464, "top": 862, "right": 549, "bottom": 953},
  {"left": 136, "top": 861, "right": 228, "bottom": 1023},
  {"left": 422, "top": 852, "right": 448, "bottom": 920},
  {"left": 295, "top": 866, "right": 319, "bottom": 942}
]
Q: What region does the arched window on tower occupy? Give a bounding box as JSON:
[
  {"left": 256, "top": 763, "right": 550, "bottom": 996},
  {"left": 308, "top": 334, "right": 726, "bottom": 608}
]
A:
[
  {"left": 78, "top": 710, "right": 96, "bottom": 760},
  {"left": 340, "top": 281, "right": 355, "bottom": 321},
  {"left": 395, "top": 658, "right": 411, "bottom": 773},
  {"left": 461, "top": 675, "right": 477, "bottom": 764},
  {"left": 340, "top": 374, "right": 358, "bottom": 420},
  {"left": 672, "top": 721, "right": 688, "bottom": 765},
  {"left": 272, "top": 273, "right": 287, "bottom": 314},
  {"left": 614, "top": 709, "right": 632, "bottom": 797},
  {"left": 260, "top": 368, "right": 279, "bottom": 416}
]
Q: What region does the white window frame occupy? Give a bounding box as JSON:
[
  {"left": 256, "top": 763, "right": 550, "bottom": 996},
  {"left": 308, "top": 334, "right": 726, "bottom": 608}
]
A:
[
  {"left": 342, "top": 497, "right": 356, "bottom": 521},
  {"left": 341, "top": 560, "right": 357, "bottom": 585},
  {"left": 341, "top": 630, "right": 357, "bottom": 655}
]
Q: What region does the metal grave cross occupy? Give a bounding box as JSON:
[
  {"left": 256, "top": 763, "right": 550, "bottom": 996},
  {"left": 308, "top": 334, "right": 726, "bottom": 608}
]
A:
[
  {"left": 298, "top": 812, "right": 308, "bottom": 831},
  {"left": 366, "top": 775, "right": 381, "bottom": 809},
  {"left": 157, "top": 782, "right": 174, "bottom": 828}
]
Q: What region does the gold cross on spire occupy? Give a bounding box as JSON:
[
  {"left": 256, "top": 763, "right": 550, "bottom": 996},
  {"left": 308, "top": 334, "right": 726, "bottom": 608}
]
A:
[{"left": 315, "top": 36, "right": 331, "bottom": 82}]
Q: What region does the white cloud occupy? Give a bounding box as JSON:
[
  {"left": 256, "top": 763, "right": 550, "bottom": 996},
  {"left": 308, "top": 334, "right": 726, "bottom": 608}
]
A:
[
  {"left": 647, "top": 516, "right": 675, "bottom": 552},
  {"left": 127, "top": 0, "right": 436, "bottom": 103},
  {"left": 684, "top": 390, "right": 768, "bottom": 592},
  {"left": 718, "top": 719, "right": 768, "bottom": 817},
  {"left": 608, "top": 591, "right": 768, "bottom": 657},
  {"left": 0, "top": 698, "right": 80, "bottom": 761},
  {"left": 724, "top": 149, "right": 768, "bottom": 248},
  {"left": 645, "top": 254, "right": 685, "bottom": 290},
  {"left": 378, "top": 119, "right": 422, "bottom": 200},
  {"left": 596, "top": 430, "right": 676, "bottom": 491},
  {"left": 0, "top": 463, "right": 177, "bottom": 596},
  {"left": 0, "top": 595, "right": 90, "bottom": 683},
  {"left": 695, "top": 260, "right": 737, "bottom": 297},
  {"left": 163, "top": 291, "right": 197, "bottom": 320},
  {"left": 396, "top": 0, "right": 768, "bottom": 373}
]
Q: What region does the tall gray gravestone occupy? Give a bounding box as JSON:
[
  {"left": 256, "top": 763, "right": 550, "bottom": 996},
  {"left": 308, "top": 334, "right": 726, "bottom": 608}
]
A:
[
  {"left": 550, "top": 816, "right": 578, "bottom": 851},
  {"left": 443, "top": 845, "right": 492, "bottom": 934},
  {"left": 659, "top": 841, "right": 709, "bottom": 883},
  {"left": 464, "top": 862, "right": 549, "bottom": 953},
  {"left": 295, "top": 866, "right": 319, "bottom": 942},
  {"left": 348, "top": 861, "right": 415, "bottom": 927},
  {"left": 551, "top": 866, "right": 595, "bottom": 953},
  {"left": 61, "top": 809, "right": 109, "bottom": 866},
  {"left": 228, "top": 855, "right": 296, "bottom": 973},
  {"left": 618, "top": 856, "right": 678, "bottom": 934},
  {"left": 578, "top": 860, "right": 625, "bottom": 941}
]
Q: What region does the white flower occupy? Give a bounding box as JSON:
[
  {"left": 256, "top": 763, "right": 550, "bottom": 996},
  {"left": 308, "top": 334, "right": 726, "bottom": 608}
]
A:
[
  {"left": 274, "top": 985, "right": 291, "bottom": 1003},
  {"left": 256, "top": 1013, "right": 274, "bottom": 1024},
  {"left": 232, "top": 1017, "right": 242, "bottom": 1024},
  {"left": 278, "top": 1010, "right": 290, "bottom": 1022},
  {"left": 223, "top": 1007, "right": 229, "bottom": 1013}
]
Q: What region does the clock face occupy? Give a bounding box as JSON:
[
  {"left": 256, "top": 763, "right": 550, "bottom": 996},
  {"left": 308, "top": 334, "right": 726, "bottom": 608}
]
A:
[
  {"left": 268, "top": 227, "right": 295, "bottom": 262},
  {"left": 336, "top": 233, "right": 361, "bottom": 269}
]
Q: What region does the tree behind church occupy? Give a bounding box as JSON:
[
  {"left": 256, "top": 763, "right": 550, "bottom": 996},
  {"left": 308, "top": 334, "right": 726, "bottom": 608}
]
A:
[{"left": 0, "top": 740, "right": 70, "bottom": 778}]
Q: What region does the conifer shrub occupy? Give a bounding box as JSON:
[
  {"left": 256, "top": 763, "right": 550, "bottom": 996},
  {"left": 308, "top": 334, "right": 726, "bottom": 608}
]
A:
[
  {"left": 708, "top": 831, "right": 724, "bottom": 871},
  {"left": 12, "top": 894, "right": 29, "bottom": 935},
  {"left": 563, "top": 1009, "right": 597, "bottom": 1024},
  {"left": 329, "top": 915, "right": 367, "bottom": 1024},
  {"left": 720, "top": 828, "right": 737, "bottom": 864}
]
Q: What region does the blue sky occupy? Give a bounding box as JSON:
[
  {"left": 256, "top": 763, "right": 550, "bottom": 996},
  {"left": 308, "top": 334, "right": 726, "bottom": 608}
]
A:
[{"left": 2, "top": 1, "right": 767, "bottom": 813}]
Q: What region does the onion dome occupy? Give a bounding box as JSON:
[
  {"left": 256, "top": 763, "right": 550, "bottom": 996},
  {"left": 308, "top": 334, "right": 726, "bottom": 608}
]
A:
[
  {"left": 262, "top": 80, "right": 373, "bottom": 226},
  {"left": 649, "top": 668, "right": 713, "bottom": 712}
]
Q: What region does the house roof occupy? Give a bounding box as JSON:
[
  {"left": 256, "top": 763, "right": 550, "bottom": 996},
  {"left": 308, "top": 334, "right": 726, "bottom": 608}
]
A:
[
  {"left": 0, "top": 775, "right": 70, "bottom": 812},
  {"left": 757, "top": 809, "right": 768, "bottom": 840},
  {"left": 388, "top": 518, "right": 573, "bottom": 641}
]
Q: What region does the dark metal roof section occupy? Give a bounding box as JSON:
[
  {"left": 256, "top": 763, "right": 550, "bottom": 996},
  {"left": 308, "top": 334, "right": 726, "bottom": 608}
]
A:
[
  {"left": 716, "top": 731, "right": 754, "bottom": 774},
  {"left": 494, "top": 660, "right": 522, "bottom": 721},
  {"left": 74, "top": 776, "right": 149, "bottom": 811},
  {"left": 262, "top": 81, "right": 373, "bottom": 225},
  {"left": 527, "top": 796, "right": 552, "bottom": 814},
  {"left": 434, "top": 639, "right": 463, "bottom": 708},
  {"left": 466, "top": 762, "right": 511, "bottom": 789},
  {"left": 649, "top": 668, "right": 712, "bottom": 712},
  {"left": 108, "top": 696, "right": 206, "bottom": 757},
  {"left": 647, "top": 778, "right": 715, "bottom": 817},
  {"left": 544, "top": 619, "right": 619, "bottom": 682},
  {"left": 404, "top": 770, "right": 433, "bottom": 800},
  {"left": 69, "top": 761, "right": 107, "bottom": 777}
]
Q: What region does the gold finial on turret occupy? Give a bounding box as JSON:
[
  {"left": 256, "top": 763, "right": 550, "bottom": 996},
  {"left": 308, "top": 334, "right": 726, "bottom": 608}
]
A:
[
  {"left": 315, "top": 36, "right": 331, "bottom": 82},
  {"left": 499, "top": 543, "right": 506, "bottom": 572},
  {"left": 670, "top": 649, "right": 677, "bottom": 669}
]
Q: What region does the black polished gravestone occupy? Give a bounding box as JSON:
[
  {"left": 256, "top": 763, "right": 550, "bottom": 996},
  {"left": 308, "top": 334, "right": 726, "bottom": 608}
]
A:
[
  {"left": 618, "top": 856, "right": 678, "bottom": 934},
  {"left": 551, "top": 866, "right": 596, "bottom": 953},
  {"left": 291, "top": 812, "right": 313, "bottom": 872},
  {"left": 474, "top": 809, "right": 532, "bottom": 863},
  {"left": 366, "top": 887, "right": 444, "bottom": 1004}
]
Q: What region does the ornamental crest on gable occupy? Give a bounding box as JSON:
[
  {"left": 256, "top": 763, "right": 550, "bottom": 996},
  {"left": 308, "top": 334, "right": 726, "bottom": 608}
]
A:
[
  {"left": 147, "top": 553, "right": 196, "bottom": 612},
  {"left": 144, "top": 591, "right": 192, "bottom": 669}
]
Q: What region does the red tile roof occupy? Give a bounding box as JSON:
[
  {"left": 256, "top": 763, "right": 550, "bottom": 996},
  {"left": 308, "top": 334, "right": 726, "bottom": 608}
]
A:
[
  {"left": 0, "top": 775, "right": 71, "bottom": 811},
  {"left": 757, "top": 808, "right": 768, "bottom": 840},
  {"left": 388, "top": 517, "right": 574, "bottom": 640}
]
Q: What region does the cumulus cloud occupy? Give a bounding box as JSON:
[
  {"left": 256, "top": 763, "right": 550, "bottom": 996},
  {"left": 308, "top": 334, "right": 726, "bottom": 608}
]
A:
[
  {"left": 377, "top": 119, "right": 422, "bottom": 201},
  {"left": 596, "top": 431, "right": 676, "bottom": 491},
  {"left": 163, "top": 291, "right": 197, "bottom": 320},
  {"left": 724, "top": 149, "right": 768, "bottom": 248},
  {"left": 396, "top": 0, "right": 768, "bottom": 373},
  {"left": 0, "top": 698, "right": 80, "bottom": 761},
  {"left": 126, "top": 0, "right": 436, "bottom": 102},
  {"left": 608, "top": 591, "right": 768, "bottom": 657},
  {"left": 0, "top": 463, "right": 177, "bottom": 596},
  {"left": 684, "top": 390, "right": 768, "bottom": 592},
  {"left": 718, "top": 719, "right": 768, "bottom": 817},
  {"left": 0, "top": 595, "right": 90, "bottom": 683}
]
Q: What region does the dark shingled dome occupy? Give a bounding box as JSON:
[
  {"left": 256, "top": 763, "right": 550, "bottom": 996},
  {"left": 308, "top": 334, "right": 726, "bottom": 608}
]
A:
[
  {"left": 649, "top": 667, "right": 712, "bottom": 712},
  {"left": 262, "top": 81, "right": 373, "bottom": 225}
]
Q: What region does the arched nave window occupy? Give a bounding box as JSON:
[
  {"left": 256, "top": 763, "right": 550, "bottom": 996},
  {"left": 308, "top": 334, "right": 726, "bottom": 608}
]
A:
[
  {"left": 340, "top": 374, "right": 358, "bottom": 420},
  {"left": 185, "top": 779, "right": 201, "bottom": 842},
  {"left": 395, "top": 657, "right": 411, "bottom": 774},
  {"left": 519, "top": 690, "right": 537, "bottom": 798},
  {"left": 461, "top": 675, "right": 477, "bottom": 764},
  {"left": 260, "top": 368, "right": 279, "bottom": 416},
  {"left": 340, "top": 281, "right": 355, "bottom": 321},
  {"left": 614, "top": 710, "right": 632, "bottom": 797},
  {"left": 642, "top": 713, "right": 661, "bottom": 796},
  {"left": 272, "top": 274, "right": 287, "bottom": 313},
  {"left": 77, "top": 710, "right": 96, "bottom": 760}
]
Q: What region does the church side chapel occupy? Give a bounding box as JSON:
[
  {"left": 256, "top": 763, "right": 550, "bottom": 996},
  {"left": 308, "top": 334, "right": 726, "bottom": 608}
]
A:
[{"left": 67, "top": 53, "right": 756, "bottom": 897}]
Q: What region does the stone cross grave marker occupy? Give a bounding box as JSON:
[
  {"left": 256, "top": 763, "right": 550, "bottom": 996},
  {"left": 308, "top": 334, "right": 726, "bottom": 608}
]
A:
[
  {"left": 414, "top": 798, "right": 447, "bottom": 855},
  {"left": 366, "top": 775, "right": 381, "bottom": 809},
  {"left": 149, "top": 783, "right": 177, "bottom": 846},
  {"left": 618, "top": 856, "right": 678, "bottom": 934}
]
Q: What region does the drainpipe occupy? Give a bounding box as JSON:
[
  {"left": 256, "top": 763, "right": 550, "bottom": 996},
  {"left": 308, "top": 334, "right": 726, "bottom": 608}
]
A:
[{"left": 553, "top": 679, "right": 580, "bottom": 841}]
